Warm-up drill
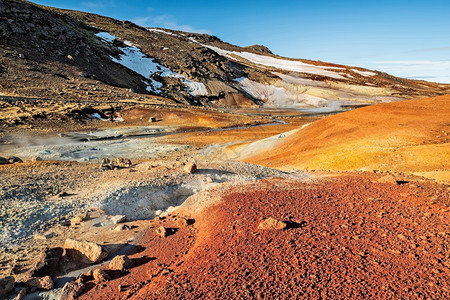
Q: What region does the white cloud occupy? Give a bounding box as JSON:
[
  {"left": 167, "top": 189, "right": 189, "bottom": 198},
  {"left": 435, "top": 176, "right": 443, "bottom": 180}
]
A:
[
  {"left": 367, "top": 60, "right": 450, "bottom": 84},
  {"left": 132, "top": 14, "right": 210, "bottom": 34}
]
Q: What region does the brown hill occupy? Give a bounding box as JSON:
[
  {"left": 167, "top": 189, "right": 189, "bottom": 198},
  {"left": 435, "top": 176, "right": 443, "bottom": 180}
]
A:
[
  {"left": 245, "top": 95, "right": 450, "bottom": 182},
  {"left": 1, "top": 0, "right": 450, "bottom": 111}
]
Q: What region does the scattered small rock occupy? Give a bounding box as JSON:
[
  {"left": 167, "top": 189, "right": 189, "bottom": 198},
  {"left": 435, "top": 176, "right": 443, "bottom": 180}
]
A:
[
  {"left": 60, "top": 281, "right": 85, "bottom": 300},
  {"left": 0, "top": 276, "right": 15, "bottom": 298},
  {"left": 67, "top": 54, "right": 73, "bottom": 60},
  {"left": 183, "top": 162, "right": 197, "bottom": 174},
  {"left": 31, "top": 156, "right": 42, "bottom": 162},
  {"left": 100, "top": 158, "right": 114, "bottom": 170},
  {"left": 257, "top": 217, "right": 287, "bottom": 230},
  {"left": 115, "top": 158, "right": 132, "bottom": 168},
  {"left": 64, "top": 238, "right": 108, "bottom": 264},
  {"left": 70, "top": 214, "right": 85, "bottom": 226},
  {"left": 148, "top": 116, "right": 157, "bottom": 122},
  {"left": 155, "top": 226, "right": 168, "bottom": 238},
  {"left": 92, "top": 269, "right": 110, "bottom": 283},
  {"left": 109, "top": 255, "right": 133, "bottom": 271}
]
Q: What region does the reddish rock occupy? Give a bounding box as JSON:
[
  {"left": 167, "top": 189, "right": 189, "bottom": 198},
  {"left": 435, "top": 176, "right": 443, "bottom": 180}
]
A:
[
  {"left": 257, "top": 217, "right": 287, "bottom": 230},
  {"left": 92, "top": 269, "right": 110, "bottom": 283}
]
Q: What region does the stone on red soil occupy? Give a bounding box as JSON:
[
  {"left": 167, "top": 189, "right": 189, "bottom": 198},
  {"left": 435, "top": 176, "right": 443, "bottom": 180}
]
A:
[
  {"left": 155, "top": 226, "right": 168, "bottom": 238},
  {"left": 175, "top": 217, "right": 189, "bottom": 228},
  {"left": 109, "top": 255, "right": 133, "bottom": 271},
  {"left": 64, "top": 239, "right": 108, "bottom": 264},
  {"left": 257, "top": 217, "right": 287, "bottom": 230},
  {"left": 60, "top": 281, "right": 85, "bottom": 300},
  {"left": 92, "top": 269, "right": 110, "bottom": 283},
  {"left": 0, "top": 276, "right": 15, "bottom": 298}
]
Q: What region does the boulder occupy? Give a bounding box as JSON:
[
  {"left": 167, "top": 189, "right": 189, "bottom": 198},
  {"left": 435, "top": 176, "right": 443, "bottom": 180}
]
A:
[
  {"left": 64, "top": 239, "right": 108, "bottom": 264},
  {"left": 148, "top": 116, "right": 156, "bottom": 122},
  {"left": 115, "top": 158, "right": 132, "bottom": 168},
  {"left": 60, "top": 281, "right": 85, "bottom": 300},
  {"left": 376, "top": 174, "right": 398, "bottom": 184},
  {"left": 109, "top": 255, "right": 133, "bottom": 271},
  {"left": 0, "top": 276, "right": 15, "bottom": 298},
  {"left": 92, "top": 269, "right": 110, "bottom": 283},
  {"left": 0, "top": 157, "right": 9, "bottom": 165},
  {"left": 25, "top": 276, "right": 54, "bottom": 290},
  {"left": 183, "top": 162, "right": 197, "bottom": 174},
  {"left": 110, "top": 215, "right": 126, "bottom": 224},
  {"left": 31, "top": 156, "right": 42, "bottom": 162},
  {"left": 257, "top": 217, "right": 287, "bottom": 230}
]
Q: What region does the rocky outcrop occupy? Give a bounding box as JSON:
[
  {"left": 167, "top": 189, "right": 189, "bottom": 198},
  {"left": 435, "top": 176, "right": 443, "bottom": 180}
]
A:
[{"left": 64, "top": 238, "right": 108, "bottom": 264}]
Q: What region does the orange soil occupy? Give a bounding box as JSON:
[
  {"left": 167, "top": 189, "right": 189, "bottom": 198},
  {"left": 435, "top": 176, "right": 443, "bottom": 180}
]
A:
[
  {"left": 79, "top": 174, "right": 450, "bottom": 299},
  {"left": 156, "top": 118, "right": 314, "bottom": 147},
  {"left": 246, "top": 95, "right": 450, "bottom": 182},
  {"left": 121, "top": 107, "right": 269, "bottom": 129}
]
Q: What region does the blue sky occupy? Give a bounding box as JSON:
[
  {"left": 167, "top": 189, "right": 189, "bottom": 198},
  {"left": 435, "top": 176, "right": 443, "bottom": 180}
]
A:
[{"left": 35, "top": 0, "right": 450, "bottom": 83}]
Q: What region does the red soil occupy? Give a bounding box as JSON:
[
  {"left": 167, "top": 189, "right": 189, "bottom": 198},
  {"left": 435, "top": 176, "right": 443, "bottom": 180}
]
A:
[{"left": 79, "top": 173, "right": 450, "bottom": 299}]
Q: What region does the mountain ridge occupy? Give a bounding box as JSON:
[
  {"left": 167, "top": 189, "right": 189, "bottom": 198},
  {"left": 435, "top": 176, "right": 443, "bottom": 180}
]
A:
[{"left": 1, "top": 0, "right": 450, "bottom": 110}]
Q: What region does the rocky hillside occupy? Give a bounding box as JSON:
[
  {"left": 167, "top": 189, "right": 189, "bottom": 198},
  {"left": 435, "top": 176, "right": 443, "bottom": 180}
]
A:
[{"left": 1, "top": 0, "right": 450, "bottom": 109}]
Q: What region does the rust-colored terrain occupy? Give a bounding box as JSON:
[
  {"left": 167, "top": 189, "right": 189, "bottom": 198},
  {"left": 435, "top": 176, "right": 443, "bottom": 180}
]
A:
[{"left": 78, "top": 174, "right": 450, "bottom": 299}]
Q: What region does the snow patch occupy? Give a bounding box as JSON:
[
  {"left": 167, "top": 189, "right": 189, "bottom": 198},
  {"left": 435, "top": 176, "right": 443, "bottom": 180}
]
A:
[
  {"left": 95, "top": 32, "right": 115, "bottom": 43},
  {"left": 148, "top": 28, "right": 182, "bottom": 37},
  {"left": 184, "top": 80, "right": 208, "bottom": 96},
  {"left": 272, "top": 72, "right": 328, "bottom": 87},
  {"left": 97, "top": 32, "right": 207, "bottom": 95},
  {"left": 194, "top": 39, "right": 345, "bottom": 79},
  {"left": 351, "top": 69, "right": 376, "bottom": 77}
]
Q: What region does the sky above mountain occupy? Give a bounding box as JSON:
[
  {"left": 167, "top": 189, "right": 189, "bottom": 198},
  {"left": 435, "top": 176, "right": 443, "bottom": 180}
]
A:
[{"left": 35, "top": 0, "right": 450, "bottom": 83}]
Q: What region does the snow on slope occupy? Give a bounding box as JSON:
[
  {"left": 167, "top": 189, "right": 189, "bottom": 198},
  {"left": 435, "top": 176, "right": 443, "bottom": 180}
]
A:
[
  {"left": 192, "top": 39, "right": 346, "bottom": 80},
  {"left": 96, "top": 32, "right": 207, "bottom": 96},
  {"left": 351, "top": 69, "right": 376, "bottom": 77}
]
